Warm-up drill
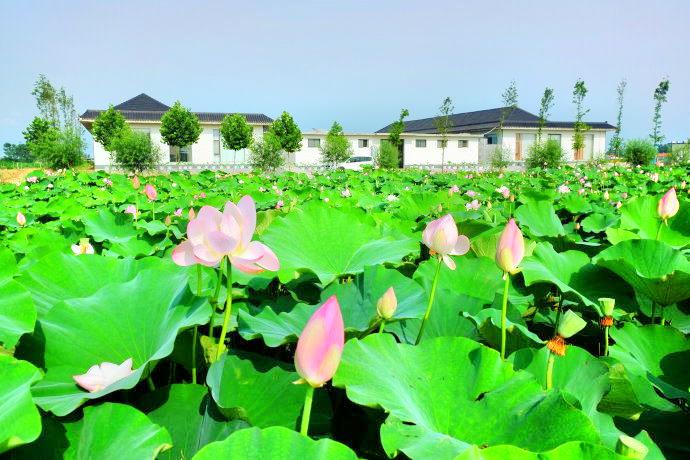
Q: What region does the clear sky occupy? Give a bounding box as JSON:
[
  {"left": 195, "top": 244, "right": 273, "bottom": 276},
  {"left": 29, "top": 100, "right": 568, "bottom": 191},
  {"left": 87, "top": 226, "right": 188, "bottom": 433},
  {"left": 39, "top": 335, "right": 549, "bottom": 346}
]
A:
[{"left": 1, "top": 0, "right": 689, "bottom": 151}]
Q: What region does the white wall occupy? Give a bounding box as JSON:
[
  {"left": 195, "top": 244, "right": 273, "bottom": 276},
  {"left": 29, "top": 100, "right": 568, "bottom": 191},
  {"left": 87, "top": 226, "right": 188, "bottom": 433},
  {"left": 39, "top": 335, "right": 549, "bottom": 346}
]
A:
[
  {"left": 501, "top": 128, "right": 607, "bottom": 161},
  {"left": 401, "top": 136, "right": 478, "bottom": 165}
]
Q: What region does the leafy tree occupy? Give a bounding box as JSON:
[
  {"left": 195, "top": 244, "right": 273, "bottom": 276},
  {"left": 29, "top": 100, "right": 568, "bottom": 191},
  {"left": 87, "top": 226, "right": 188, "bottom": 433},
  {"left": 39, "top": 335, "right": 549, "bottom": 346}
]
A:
[
  {"left": 650, "top": 78, "right": 670, "bottom": 147},
  {"left": 435, "top": 97, "right": 454, "bottom": 171},
  {"left": 609, "top": 79, "right": 627, "bottom": 156},
  {"left": 320, "top": 121, "right": 352, "bottom": 167},
  {"left": 30, "top": 129, "right": 85, "bottom": 169},
  {"left": 526, "top": 139, "right": 564, "bottom": 170},
  {"left": 270, "top": 112, "right": 302, "bottom": 155},
  {"left": 387, "top": 108, "right": 409, "bottom": 148},
  {"left": 160, "top": 101, "right": 202, "bottom": 162},
  {"left": 23, "top": 117, "right": 56, "bottom": 145},
  {"left": 499, "top": 80, "right": 518, "bottom": 132},
  {"left": 374, "top": 141, "right": 399, "bottom": 169},
  {"left": 2, "top": 143, "right": 33, "bottom": 162},
  {"left": 572, "top": 79, "right": 590, "bottom": 158},
  {"left": 109, "top": 128, "right": 160, "bottom": 173},
  {"left": 220, "top": 114, "right": 254, "bottom": 162},
  {"left": 31, "top": 74, "right": 82, "bottom": 133},
  {"left": 536, "top": 87, "right": 555, "bottom": 142},
  {"left": 249, "top": 131, "right": 284, "bottom": 170},
  {"left": 623, "top": 139, "right": 657, "bottom": 165},
  {"left": 92, "top": 105, "right": 127, "bottom": 151}
]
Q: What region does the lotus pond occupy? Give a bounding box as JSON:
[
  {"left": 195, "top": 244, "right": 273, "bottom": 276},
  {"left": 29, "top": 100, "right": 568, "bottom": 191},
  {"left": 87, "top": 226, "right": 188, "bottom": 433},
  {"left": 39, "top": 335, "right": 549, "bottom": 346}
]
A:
[{"left": 1, "top": 165, "right": 689, "bottom": 460}]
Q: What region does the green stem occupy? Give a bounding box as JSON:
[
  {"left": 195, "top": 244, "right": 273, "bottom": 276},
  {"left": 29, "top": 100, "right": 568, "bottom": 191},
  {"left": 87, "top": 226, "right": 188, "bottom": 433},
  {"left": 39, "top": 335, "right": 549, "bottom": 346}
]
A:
[
  {"left": 656, "top": 222, "right": 663, "bottom": 241},
  {"left": 151, "top": 201, "right": 156, "bottom": 221},
  {"left": 215, "top": 259, "right": 233, "bottom": 361},
  {"left": 500, "top": 273, "right": 511, "bottom": 360},
  {"left": 651, "top": 302, "right": 657, "bottom": 325},
  {"left": 546, "top": 351, "right": 555, "bottom": 390},
  {"left": 192, "top": 265, "right": 202, "bottom": 384},
  {"left": 208, "top": 259, "right": 225, "bottom": 341},
  {"left": 378, "top": 320, "right": 386, "bottom": 334},
  {"left": 604, "top": 327, "right": 609, "bottom": 357},
  {"left": 300, "top": 386, "right": 315, "bottom": 436},
  {"left": 147, "top": 376, "right": 156, "bottom": 391},
  {"left": 415, "top": 258, "right": 443, "bottom": 345}
]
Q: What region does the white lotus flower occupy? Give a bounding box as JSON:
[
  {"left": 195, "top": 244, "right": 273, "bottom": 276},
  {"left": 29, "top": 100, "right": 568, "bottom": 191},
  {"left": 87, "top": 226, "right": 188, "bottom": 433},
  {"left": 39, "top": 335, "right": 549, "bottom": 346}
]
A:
[{"left": 73, "top": 358, "right": 134, "bottom": 393}]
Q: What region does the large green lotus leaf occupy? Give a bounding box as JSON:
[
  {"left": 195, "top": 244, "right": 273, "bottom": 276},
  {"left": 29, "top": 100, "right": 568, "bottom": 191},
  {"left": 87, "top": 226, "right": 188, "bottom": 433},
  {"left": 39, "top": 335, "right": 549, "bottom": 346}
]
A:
[
  {"left": 260, "top": 202, "right": 418, "bottom": 284},
  {"left": 466, "top": 307, "right": 543, "bottom": 356},
  {"left": 414, "top": 256, "right": 504, "bottom": 304},
  {"left": 6, "top": 227, "right": 71, "bottom": 258},
  {"left": 581, "top": 212, "right": 620, "bottom": 234},
  {"left": 593, "top": 239, "right": 690, "bottom": 306},
  {"left": 192, "top": 426, "right": 358, "bottom": 460},
  {"left": 452, "top": 441, "right": 624, "bottom": 460},
  {"left": 0, "top": 356, "right": 42, "bottom": 453},
  {"left": 609, "top": 324, "right": 690, "bottom": 404},
  {"left": 4, "top": 415, "right": 68, "bottom": 460},
  {"left": 206, "top": 353, "right": 306, "bottom": 428},
  {"left": 64, "top": 403, "right": 172, "bottom": 459},
  {"left": 514, "top": 201, "right": 565, "bottom": 237},
  {"left": 238, "top": 303, "right": 311, "bottom": 347},
  {"left": 521, "top": 242, "right": 636, "bottom": 315},
  {"left": 139, "top": 384, "right": 247, "bottom": 460},
  {"left": 82, "top": 208, "right": 138, "bottom": 243},
  {"left": 333, "top": 335, "right": 600, "bottom": 459},
  {"left": 0, "top": 248, "right": 35, "bottom": 348},
  {"left": 30, "top": 269, "right": 210, "bottom": 416},
  {"left": 618, "top": 195, "right": 690, "bottom": 248},
  {"left": 18, "top": 252, "right": 167, "bottom": 317}
]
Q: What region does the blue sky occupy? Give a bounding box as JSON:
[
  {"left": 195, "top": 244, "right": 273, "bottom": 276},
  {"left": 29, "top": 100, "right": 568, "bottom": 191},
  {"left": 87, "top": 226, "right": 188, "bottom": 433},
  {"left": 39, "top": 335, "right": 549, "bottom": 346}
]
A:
[{"left": 1, "top": 0, "right": 689, "bottom": 151}]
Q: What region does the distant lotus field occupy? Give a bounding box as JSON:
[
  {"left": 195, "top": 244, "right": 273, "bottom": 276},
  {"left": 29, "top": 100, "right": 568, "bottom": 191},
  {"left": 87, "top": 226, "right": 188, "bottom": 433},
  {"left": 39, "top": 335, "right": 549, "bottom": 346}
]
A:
[{"left": 1, "top": 164, "right": 689, "bottom": 459}]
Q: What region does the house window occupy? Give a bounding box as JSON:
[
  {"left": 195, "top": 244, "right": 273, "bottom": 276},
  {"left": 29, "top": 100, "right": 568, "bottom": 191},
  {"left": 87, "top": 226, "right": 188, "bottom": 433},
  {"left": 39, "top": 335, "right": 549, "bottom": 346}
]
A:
[
  {"left": 180, "top": 145, "right": 190, "bottom": 162},
  {"left": 548, "top": 134, "right": 562, "bottom": 145},
  {"left": 437, "top": 140, "right": 448, "bottom": 148},
  {"left": 458, "top": 140, "right": 468, "bottom": 148},
  {"left": 213, "top": 129, "right": 221, "bottom": 162},
  {"left": 415, "top": 139, "right": 427, "bottom": 148},
  {"left": 262, "top": 125, "right": 269, "bottom": 133},
  {"left": 358, "top": 139, "right": 369, "bottom": 148},
  {"left": 486, "top": 134, "right": 498, "bottom": 145},
  {"left": 308, "top": 138, "right": 321, "bottom": 148}
]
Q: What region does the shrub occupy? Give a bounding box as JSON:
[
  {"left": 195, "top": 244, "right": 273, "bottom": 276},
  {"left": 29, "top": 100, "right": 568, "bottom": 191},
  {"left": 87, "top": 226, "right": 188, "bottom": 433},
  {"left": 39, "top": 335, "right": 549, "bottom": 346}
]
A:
[
  {"left": 525, "top": 139, "right": 564, "bottom": 169},
  {"left": 623, "top": 139, "right": 657, "bottom": 166},
  {"left": 490, "top": 146, "right": 512, "bottom": 169},
  {"left": 110, "top": 129, "right": 160, "bottom": 173},
  {"left": 249, "top": 131, "right": 284, "bottom": 171},
  {"left": 374, "top": 141, "right": 399, "bottom": 169},
  {"left": 92, "top": 106, "right": 127, "bottom": 151},
  {"left": 30, "top": 128, "right": 85, "bottom": 169},
  {"left": 668, "top": 143, "right": 689, "bottom": 165}
]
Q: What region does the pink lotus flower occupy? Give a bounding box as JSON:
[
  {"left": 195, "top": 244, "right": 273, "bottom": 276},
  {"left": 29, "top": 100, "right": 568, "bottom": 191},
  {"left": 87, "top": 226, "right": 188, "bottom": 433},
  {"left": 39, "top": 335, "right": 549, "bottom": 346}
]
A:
[
  {"left": 466, "top": 190, "right": 477, "bottom": 197},
  {"left": 294, "top": 296, "right": 344, "bottom": 388},
  {"left": 124, "top": 205, "right": 138, "bottom": 218},
  {"left": 73, "top": 358, "right": 134, "bottom": 393},
  {"left": 174, "top": 208, "right": 183, "bottom": 217},
  {"left": 376, "top": 287, "right": 397, "bottom": 320},
  {"left": 341, "top": 188, "right": 352, "bottom": 198},
  {"left": 615, "top": 201, "right": 623, "bottom": 209},
  {"left": 144, "top": 184, "right": 157, "bottom": 201},
  {"left": 621, "top": 192, "right": 628, "bottom": 199},
  {"left": 465, "top": 199, "right": 481, "bottom": 211},
  {"left": 558, "top": 185, "right": 571, "bottom": 194},
  {"left": 496, "top": 186, "right": 510, "bottom": 198},
  {"left": 449, "top": 185, "right": 460, "bottom": 195},
  {"left": 172, "top": 195, "right": 280, "bottom": 273},
  {"left": 276, "top": 199, "right": 284, "bottom": 210},
  {"left": 658, "top": 188, "right": 679, "bottom": 221},
  {"left": 71, "top": 238, "right": 94, "bottom": 255},
  {"left": 103, "top": 178, "right": 113, "bottom": 187},
  {"left": 422, "top": 214, "right": 470, "bottom": 270},
  {"left": 16, "top": 212, "right": 26, "bottom": 226},
  {"left": 496, "top": 219, "right": 525, "bottom": 275},
  {"left": 132, "top": 176, "right": 141, "bottom": 190},
  {"left": 26, "top": 176, "right": 38, "bottom": 184}
]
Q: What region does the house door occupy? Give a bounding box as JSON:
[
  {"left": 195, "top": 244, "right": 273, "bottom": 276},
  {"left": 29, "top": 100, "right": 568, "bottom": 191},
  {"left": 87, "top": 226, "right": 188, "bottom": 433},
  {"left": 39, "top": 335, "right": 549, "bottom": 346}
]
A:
[
  {"left": 516, "top": 133, "right": 535, "bottom": 161},
  {"left": 584, "top": 134, "right": 594, "bottom": 160}
]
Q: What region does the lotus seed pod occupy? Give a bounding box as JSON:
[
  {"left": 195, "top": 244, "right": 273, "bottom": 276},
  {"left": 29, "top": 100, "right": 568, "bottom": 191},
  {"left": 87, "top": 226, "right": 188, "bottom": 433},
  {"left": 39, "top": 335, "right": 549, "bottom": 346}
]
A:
[
  {"left": 557, "top": 310, "right": 587, "bottom": 339},
  {"left": 598, "top": 298, "right": 616, "bottom": 317}
]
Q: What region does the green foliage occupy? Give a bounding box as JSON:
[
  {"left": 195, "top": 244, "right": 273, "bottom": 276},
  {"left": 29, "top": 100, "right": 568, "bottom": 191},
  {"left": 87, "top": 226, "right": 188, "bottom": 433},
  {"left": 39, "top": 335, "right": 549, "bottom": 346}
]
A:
[
  {"left": 490, "top": 145, "right": 512, "bottom": 169},
  {"left": 23, "top": 117, "right": 56, "bottom": 146},
  {"left": 623, "top": 139, "right": 657, "bottom": 165},
  {"left": 525, "top": 139, "right": 564, "bottom": 169},
  {"left": 572, "top": 79, "right": 590, "bottom": 153},
  {"left": 374, "top": 141, "right": 400, "bottom": 169},
  {"left": 270, "top": 111, "right": 302, "bottom": 153},
  {"left": 668, "top": 143, "right": 689, "bottom": 165},
  {"left": 499, "top": 80, "right": 519, "bottom": 131},
  {"left": 435, "top": 97, "right": 454, "bottom": 170},
  {"left": 29, "top": 128, "right": 85, "bottom": 169},
  {"left": 609, "top": 79, "right": 627, "bottom": 155},
  {"left": 2, "top": 143, "right": 33, "bottom": 162},
  {"left": 320, "top": 121, "right": 352, "bottom": 167},
  {"left": 220, "top": 114, "right": 253, "bottom": 151},
  {"left": 30, "top": 74, "right": 82, "bottom": 134},
  {"left": 109, "top": 128, "right": 160, "bottom": 173},
  {"left": 160, "top": 101, "right": 202, "bottom": 160},
  {"left": 92, "top": 105, "right": 127, "bottom": 151},
  {"left": 537, "top": 87, "right": 554, "bottom": 141},
  {"left": 650, "top": 78, "right": 670, "bottom": 146},
  {"left": 387, "top": 108, "right": 409, "bottom": 147},
  {"left": 249, "top": 131, "right": 284, "bottom": 170}
]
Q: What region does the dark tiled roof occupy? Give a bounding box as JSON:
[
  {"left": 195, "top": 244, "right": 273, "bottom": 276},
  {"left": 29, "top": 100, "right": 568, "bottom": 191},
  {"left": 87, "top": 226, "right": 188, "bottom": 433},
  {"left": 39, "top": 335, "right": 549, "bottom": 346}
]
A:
[
  {"left": 114, "top": 93, "right": 170, "bottom": 111},
  {"left": 376, "top": 107, "right": 615, "bottom": 133}
]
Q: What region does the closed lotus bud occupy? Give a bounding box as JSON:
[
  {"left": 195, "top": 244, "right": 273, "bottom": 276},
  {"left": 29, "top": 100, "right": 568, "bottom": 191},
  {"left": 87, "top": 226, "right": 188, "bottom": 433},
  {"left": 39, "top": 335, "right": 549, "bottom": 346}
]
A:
[
  {"left": 164, "top": 215, "right": 172, "bottom": 226},
  {"left": 495, "top": 219, "right": 525, "bottom": 275},
  {"left": 603, "top": 190, "right": 610, "bottom": 200},
  {"left": 657, "top": 188, "right": 679, "bottom": 221},
  {"left": 616, "top": 435, "right": 649, "bottom": 459},
  {"left": 188, "top": 208, "right": 196, "bottom": 220},
  {"left": 132, "top": 175, "right": 141, "bottom": 189},
  {"left": 376, "top": 287, "right": 397, "bottom": 320},
  {"left": 16, "top": 211, "right": 26, "bottom": 226},
  {"left": 557, "top": 310, "right": 587, "bottom": 339},
  {"left": 294, "top": 296, "right": 344, "bottom": 388},
  {"left": 144, "top": 184, "right": 157, "bottom": 201}
]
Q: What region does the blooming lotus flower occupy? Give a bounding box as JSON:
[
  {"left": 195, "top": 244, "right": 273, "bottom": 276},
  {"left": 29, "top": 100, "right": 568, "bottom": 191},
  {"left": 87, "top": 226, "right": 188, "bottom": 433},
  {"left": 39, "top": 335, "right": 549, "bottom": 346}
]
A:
[
  {"left": 172, "top": 195, "right": 280, "bottom": 273},
  {"left": 26, "top": 176, "right": 38, "bottom": 184},
  {"left": 495, "top": 219, "right": 525, "bottom": 275},
  {"left": 103, "top": 178, "right": 113, "bottom": 187},
  {"left": 341, "top": 188, "right": 351, "bottom": 198},
  {"left": 16, "top": 211, "right": 26, "bottom": 226},
  {"left": 132, "top": 175, "right": 141, "bottom": 189},
  {"left": 71, "top": 238, "right": 94, "bottom": 255},
  {"left": 124, "top": 205, "right": 138, "bottom": 218},
  {"left": 294, "top": 296, "right": 344, "bottom": 387},
  {"left": 465, "top": 199, "right": 481, "bottom": 211},
  {"left": 73, "top": 358, "right": 134, "bottom": 393},
  {"left": 466, "top": 190, "right": 477, "bottom": 197},
  {"left": 496, "top": 186, "right": 510, "bottom": 198},
  {"left": 376, "top": 287, "right": 397, "bottom": 320},
  {"left": 144, "top": 184, "right": 157, "bottom": 201},
  {"left": 422, "top": 214, "right": 471, "bottom": 270},
  {"left": 557, "top": 185, "right": 571, "bottom": 194},
  {"left": 449, "top": 185, "right": 460, "bottom": 195},
  {"left": 657, "top": 188, "right": 679, "bottom": 221},
  {"left": 276, "top": 199, "right": 284, "bottom": 210}
]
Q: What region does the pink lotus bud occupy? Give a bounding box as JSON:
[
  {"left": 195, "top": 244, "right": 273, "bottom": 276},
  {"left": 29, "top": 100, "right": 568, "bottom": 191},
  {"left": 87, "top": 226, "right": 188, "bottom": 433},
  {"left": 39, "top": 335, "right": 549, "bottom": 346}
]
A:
[
  {"left": 276, "top": 199, "right": 284, "bottom": 210},
  {"left": 174, "top": 208, "right": 183, "bottom": 217},
  {"left": 421, "top": 214, "right": 470, "bottom": 270},
  {"left": 71, "top": 238, "right": 95, "bottom": 255},
  {"left": 132, "top": 176, "right": 141, "bottom": 189},
  {"left": 144, "top": 184, "right": 157, "bottom": 201},
  {"left": 495, "top": 218, "right": 525, "bottom": 275},
  {"left": 657, "top": 188, "right": 679, "bottom": 221},
  {"left": 16, "top": 211, "right": 26, "bottom": 226},
  {"left": 73, "top": 358, "right": 134, "bottom": 393},
  {"left": 376, "top": 287, "right": 397, "bottom": 320},
  {"left": 124, "top": 205, "right": 138, "bottom": 218},
  {"left": 294, "top": 295, "right": 344, "bottom": 387},
  {"left": 188, "top": 208, "right": 196, "bottom": 219},
  {"left": 164, "top": 215, "right": 172, "bottom": 226}
]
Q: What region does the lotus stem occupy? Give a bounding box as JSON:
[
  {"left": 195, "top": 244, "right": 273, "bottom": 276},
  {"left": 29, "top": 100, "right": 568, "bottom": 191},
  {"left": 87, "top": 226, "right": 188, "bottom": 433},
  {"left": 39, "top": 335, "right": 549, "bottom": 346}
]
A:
[
  {"left": 415, "top": 258, "right": 442, "bottom": 345},
  {"left": 300, "top": 385, "right": 315, "bottom": 436},
  {"left": 500, "top": 273, "right": 511, "bottom": 360},
  {"left": 378, "top": 320, "right": 386, "bottom": 334},
  {"left": 208, "top": 258, "right": 225, "bottom": 341},
  {"left": 192, "top": 265, "right": 202, "bottom": 384},
  {"left": 604, "top": 326, "right": 609, "bottom": 356},
  {"left": 147, "top": 376, "right": 156, "bottom": 391},
  {"left": 655, "top": 221, "right": 664, "bottom": 241},
  {"left": 215, "top": 259, "right": 233, "bottom": 361},
  {"left": 151, "top": 202, "right": 155, "bottom": 221},
  {"left": 651, "top": 302, "right": 657, "bottom": 324},
  {"left": 546, "top": 351, "right": 555, "bottom": 390}
]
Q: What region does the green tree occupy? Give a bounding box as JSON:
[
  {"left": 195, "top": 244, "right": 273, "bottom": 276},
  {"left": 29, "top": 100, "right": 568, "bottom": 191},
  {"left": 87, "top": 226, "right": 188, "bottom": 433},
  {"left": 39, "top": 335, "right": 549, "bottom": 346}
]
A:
[
  {"left": 30, "top": 129, "right": 85, "bottom": 169},
  {"left": 220, "top": 114, "right": 254, "bottom": 163},
  {"left": 650, "top": 78, "right": 670, "bottom": 147},
  {"left": 23, "top": 117, "right": 55, "bottom": 145},
  {"left": 536, "top": 87, "right": 555, "bottom": 142},
  {"left": 92, "top": 105, "right": 127, "bottom": 151},
  {"left": 160, "top": 101, "right": 202, "bottom": 162},
  {"left": 374, "top": 141, "right": 400, "bottom": 169},
  {"left": 435, "top": 97, "right": 454, "bottom": 171},
  {"left": 270, "top": 112, "right": 302, "bottom": 156},
  {"left": 609, "top": 79, "right": 627, "bottom": 155},
  {"left": 110, "top": 128, "right": 160, "bottom": 173},
  {"left": 623, "top": 139, "right": 657, "bottom": 165},
  {"left": 249, "top": 131, "right": 284, "bottom": 170},
  {"left": 2, "top": 143, "right": 33, "bottom": 162},
  {"left": 499, "top": 80, "right": 518, "bottom": 133},
  {"left": 31, "top": 74, "right": 82, "bottom": 133},
  {"left": 320, "top": 121, "right": 353, "bottom": 167},
  {"left": 387, "top": 108, "right": 409, "bottom": 148},
  {"left": 572, "top": 79, "right": 590, "bottom": 158}
]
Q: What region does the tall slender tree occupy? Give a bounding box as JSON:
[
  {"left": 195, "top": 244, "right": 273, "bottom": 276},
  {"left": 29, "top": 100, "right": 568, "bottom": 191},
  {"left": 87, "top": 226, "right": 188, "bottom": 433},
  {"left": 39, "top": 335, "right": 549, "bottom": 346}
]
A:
[
  {"left": 435, "top": 97, "right": 454, "bottom": 171},
  {"left": 609, "top": 79, "right": 627, "bottom": 155},
  {"left": 387, "top": 108, "right": 410, "bottom": 167},
  {"left": 498, "top": 80, "right": 518, "bottom": 134},
  {"left": 536, "top": 88, "right": 555, "bottom": 143},
  {"left": 650, "top": 78, "right": 670, "bottom": 147},
  {"left": 572, "top": 79, "right": 590, "bottom": 159}
]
